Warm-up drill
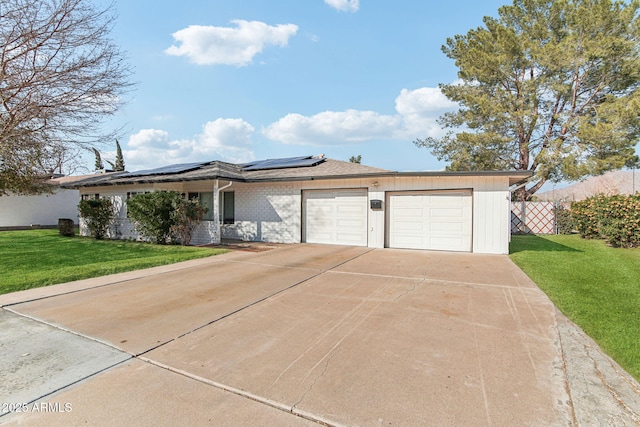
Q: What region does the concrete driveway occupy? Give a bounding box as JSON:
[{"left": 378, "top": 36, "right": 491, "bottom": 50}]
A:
[{"left": 1, "top": 244, "right": 639, "bottom": 426}]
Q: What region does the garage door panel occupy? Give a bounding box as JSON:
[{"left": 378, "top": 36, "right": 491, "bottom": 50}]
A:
[
  {"left": 429, "top": 222, "right": 466, "bottom": 233},
  {"left": 307, "top": 232, "right": 332, "bottom": 241},
  {"left": 304, "top": 189, "right": 368, "bottom": 246},
  {"left": 430, "top": 207, "right": 468, "bottom": 218},
  {"left": 393, "top": 197, "right": 422, "bottom": 207},
  {"left": 394, "top": 208, "right": 424, "bottom": 218},
  {"left": 388, "top": 190, "right": 472, "bottom": 252},
  {"left": 337, "top": 205, "right": 366, "bottom": 215},
  {"left": 391, "top": 235, "right": 424, "bottom": 246},
  {"left": 396, "top": 221, "right": 425, "bottom": 232},
  {"left": 337, "top": 218, "right": 364, "bottom": 228},
  {"left": 336, "top": 232, "right": 368, "bottom": 244},
  {"left": 430, "top": 237, "right": 467, "bottom": 250}
]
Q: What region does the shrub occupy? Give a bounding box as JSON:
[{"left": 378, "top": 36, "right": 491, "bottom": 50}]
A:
[
  {"left": 571, "top": 194, "right": 640, "bottom": 248},
  {"left": 170, "top": 199, "right": 206, "bottom": 246},
  {"left": 126, "top": 191, "right": 206, "bottom": 245},
  {"left": 572, "top": 194, "right": 607, "bottom": 239},
  {"left": 126, "top": 191, "right": 177, "bottom": 244},
  {"left": 554, "top": 204, "right": 574, "bottom": 235},
  {"left": 78, "top": 198, "right": 115, "bottom": 239}
]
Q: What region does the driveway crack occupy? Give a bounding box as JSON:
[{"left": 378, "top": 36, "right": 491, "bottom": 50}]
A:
[
  {"left": 292, "top": 346, "right": 342, "bottom": 411},
  {"left": 393, "top": 279, "right": 421, "bottom": 301}
]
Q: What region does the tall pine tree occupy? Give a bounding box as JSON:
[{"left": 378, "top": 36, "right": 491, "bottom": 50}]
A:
[
  {"left": 415, "top": 0, "right": 640, "bottom": 199},
  {"left": 114, "top": 140, "right": 125, "bottom": 171},
  {"left": 93, "top": 148, "right": 104, "bottom": 171}
]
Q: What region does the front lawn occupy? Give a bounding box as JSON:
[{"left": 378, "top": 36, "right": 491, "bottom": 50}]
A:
[
  {"left": 0, "top": 229, "right": 227, "bottom": 295},
  {"left": 510, "top": 234, "right": 640, "bottom": 381}
]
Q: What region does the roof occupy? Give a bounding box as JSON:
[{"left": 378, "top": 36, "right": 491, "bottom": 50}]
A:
[
  {"left": 61, "top": 155, "right": 532, "bottom": 189},
  {"left": 50, "top": 174, "right": 117, "bottom": 186}
]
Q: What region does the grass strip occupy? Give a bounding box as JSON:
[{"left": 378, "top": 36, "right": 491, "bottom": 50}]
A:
[
  {"left": 510, "top": 234, "right": 640, "bottom": 381},
  {"left": 1, "top": 229, "right": 227, "bottom": 294}
]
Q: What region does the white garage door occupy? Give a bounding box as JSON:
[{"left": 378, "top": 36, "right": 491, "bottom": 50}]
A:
[
  {"left": 388, "top": 190, "right": 472, "bottom": 252},
  {"left": 303, "top": 189, "right": 368, "bottom": 246}
]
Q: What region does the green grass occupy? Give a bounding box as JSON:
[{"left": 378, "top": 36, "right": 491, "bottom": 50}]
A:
[
  {"left": 510, "top": 234, "right": 640, "bottom": 381},
  {"left": 0, "top": 229, "right": 227, "bottom": 295}
]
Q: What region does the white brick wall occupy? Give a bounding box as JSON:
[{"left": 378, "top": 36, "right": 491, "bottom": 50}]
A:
[
  {"left": 221, "top": 183, "right": 300, "bottom": 243},
  {"left": 191, "top": 221, "right": 218, "bottom": 245},
  {"left": 78, "top": 184, "right": 304, "bottom": 245},
  {"left": 78, "top": 194, "right": 142, "bottom": 241}
]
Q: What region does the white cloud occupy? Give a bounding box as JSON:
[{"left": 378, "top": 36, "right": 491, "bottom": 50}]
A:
[
  {"left": 395, "top": 87, "right": 458, "bottom": 137},
  {"left": 263, "top": 87, "right": 458, "bottom": 146},
  {"left": 264, "top": 110, "right": 399, "bottom": 146},
  {"left": 123, "top": 119, "right": 255, "bottom": 171},
  {"left": 196, "top": 118, "right": 255, "bottom": 160},
  {"left": 395, "top": 87, "right": 457, "bottom": 116},
  {"left": 165, "top": 20, "right": 298, "bottom": 66},
  {"left": 324, "top": 0, "right": 360, "bottom": 12},
  {"left": 128, "top": 129, "right": 170, "bottom": 148}
]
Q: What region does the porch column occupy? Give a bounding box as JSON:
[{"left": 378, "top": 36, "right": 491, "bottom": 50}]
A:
[{"left": 212, "top": 179, "right": 220, "bottom": 244}]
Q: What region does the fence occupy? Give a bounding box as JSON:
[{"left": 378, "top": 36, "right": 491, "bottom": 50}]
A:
[{"left": 511, "top": 201, "right": 555, "bottom": 234}]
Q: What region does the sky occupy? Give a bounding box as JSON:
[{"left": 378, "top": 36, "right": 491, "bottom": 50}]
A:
[{"left": 93, "top": 0, "right": 525, "bottom": 173}]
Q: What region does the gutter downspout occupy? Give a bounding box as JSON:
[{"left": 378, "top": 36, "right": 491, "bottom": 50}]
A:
[{"left": 215, "top": 180, "right": 232, "bottom": 244}]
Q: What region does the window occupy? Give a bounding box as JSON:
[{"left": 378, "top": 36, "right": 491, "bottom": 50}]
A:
[
  {"left": 81, "top": 193, "right": 99, "bottom": 201},
  {"left": 221, "top": 191, "right": 235, "bottom": 224},
  {"left": 188, "top": 192, "right": 214, "bottom": 220},
  {"left": 185, "top": 191, "right": 233, "bottom": 223}
]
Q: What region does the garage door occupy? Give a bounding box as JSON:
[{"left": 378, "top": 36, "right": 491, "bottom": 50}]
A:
[
  {"left": 303, "top": 189, "right": 368, "bottom": 246},
  {"left": 388, "top": 190, "right": 472, "bottom": 252}
]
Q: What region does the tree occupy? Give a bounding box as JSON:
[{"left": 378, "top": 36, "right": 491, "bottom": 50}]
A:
[
  {"left": 105, "top": 140, "right": 125, "bottom": 171},
  {"left": 114, "top": 139, "right": 125, "bottom": 172},
  {"left": 0, "top": 0, "right": 133, "bottom": 195},
  {"left": 93, "top": 148, "right": 104, "bottom": 171},
  {"left": 415, "top": 0, "right": 640, "bottom": 200},
  {"left": 349, "top": 155, "right": 362, "bottom": 164}
]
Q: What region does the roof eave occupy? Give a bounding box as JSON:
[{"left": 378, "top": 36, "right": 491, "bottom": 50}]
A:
[
  {"left": 63, "top": 169, "right": 533, "bottom": 189},
  {"left": 242, "top": 170, "right": 533, "bottom": 184}
]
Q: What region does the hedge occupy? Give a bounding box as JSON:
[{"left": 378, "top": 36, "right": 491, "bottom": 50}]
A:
[
  {"left": 126, "top": 191, "right": 206, "bottom": 245},
  {"left": 572, "top": 194, "right": 640, "bottom": 248},
  {"left": 78, "top": 198, "right": 115, "bottom": 240}
]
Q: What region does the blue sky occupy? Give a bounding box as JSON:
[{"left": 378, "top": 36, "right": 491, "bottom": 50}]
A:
[{"left": 96, "top": 0, "right": 519, "bottom": 172}]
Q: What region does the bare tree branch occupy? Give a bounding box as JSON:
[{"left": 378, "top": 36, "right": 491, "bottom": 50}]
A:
[{"left": 0, "top": 0, "right": 134, "bottom": 194}]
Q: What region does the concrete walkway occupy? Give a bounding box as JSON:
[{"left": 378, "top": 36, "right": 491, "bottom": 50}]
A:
[{"left": 1, "top": 245, "right": 639, "bottom": 426}]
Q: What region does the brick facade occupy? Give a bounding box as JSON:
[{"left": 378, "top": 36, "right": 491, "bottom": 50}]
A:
[
  {"left": 221, "top": 183, "right": 300, "bottom": 243},
  {"left": 79, "top": 183, "right": 302, "bottom": 245}
]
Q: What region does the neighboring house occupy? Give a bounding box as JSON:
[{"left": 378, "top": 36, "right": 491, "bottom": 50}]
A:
[
  {"left": 63, "top": 155, "right": 531, "bottom": 254},
  {"left": 0, "top": 175, "right": 85, "bottom": 230}
]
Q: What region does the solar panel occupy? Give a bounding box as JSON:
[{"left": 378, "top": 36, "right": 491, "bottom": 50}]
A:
[
  {"left": 124, "top": 162, "right": 208, "bottom": 177},
  {"left": 243, "top": 156, "right": 324, "bottom": 171}
]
